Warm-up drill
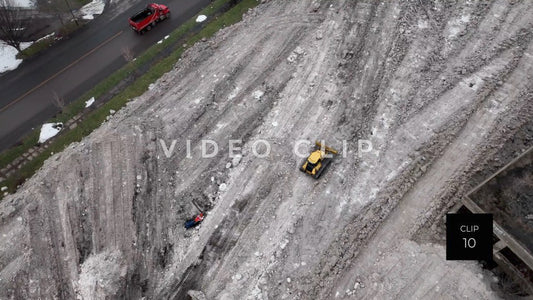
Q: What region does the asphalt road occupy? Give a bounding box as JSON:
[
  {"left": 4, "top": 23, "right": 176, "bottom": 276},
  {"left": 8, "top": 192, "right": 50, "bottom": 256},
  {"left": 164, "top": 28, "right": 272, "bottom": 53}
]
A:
[{"left": 0, "top": 0, "right": 211, "bottom": 152}]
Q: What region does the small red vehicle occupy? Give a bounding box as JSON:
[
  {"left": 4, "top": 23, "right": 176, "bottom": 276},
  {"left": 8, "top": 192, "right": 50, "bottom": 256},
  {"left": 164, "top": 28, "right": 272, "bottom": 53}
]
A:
[
  {"left": 129, "top": 3, "right": 170, "bottom": 34},
  {"left": 184, "top": 213, "right": 204, "bottom": 229}
]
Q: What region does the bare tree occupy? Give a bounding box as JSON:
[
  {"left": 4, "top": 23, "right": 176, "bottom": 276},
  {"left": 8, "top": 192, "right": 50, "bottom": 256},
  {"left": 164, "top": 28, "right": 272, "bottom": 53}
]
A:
[
  {"left": 37, "top": 0, "right": 78, "bottom": 27},
  {"left": 0, "top": 0, "right": 32, "bottom": 53},
  {"left": 62, "top": 0, "right": 78, "bottom": 26},
  {"left": 121, "top": 46, "right": 134, "bottom": 62},
  {"left": 51, "top": 90, "right": 65, "bottom": 111}
]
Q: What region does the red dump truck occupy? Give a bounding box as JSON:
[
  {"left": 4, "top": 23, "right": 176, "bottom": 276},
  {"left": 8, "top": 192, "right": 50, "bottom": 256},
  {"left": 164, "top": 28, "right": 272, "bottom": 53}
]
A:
[{"left": 129, "top": 3, "right": 170, "bottom": 34}]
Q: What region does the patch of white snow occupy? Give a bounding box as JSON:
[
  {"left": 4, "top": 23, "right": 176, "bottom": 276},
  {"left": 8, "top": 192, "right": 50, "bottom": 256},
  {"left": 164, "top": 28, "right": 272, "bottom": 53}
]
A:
[
  {"left": 0, "top": 41, "right": 32, "bottom": 73},
  {"left": 196, "top": 15, "right": 207, "bottom": 23},
  {"left": 9, "top": 0, "right": 34, "bottom": 8},
  {"left": 36, "top": 32, "right": 55, "bottom": 43},
  {"left": 80, "top": 0, "right": 105, "bottom": 20},
  {"left": 38, "top": 123, "right": 63, "bottom": 143},
  {"left": 85, "top": 97, "right": 95, "bottom": 108}
]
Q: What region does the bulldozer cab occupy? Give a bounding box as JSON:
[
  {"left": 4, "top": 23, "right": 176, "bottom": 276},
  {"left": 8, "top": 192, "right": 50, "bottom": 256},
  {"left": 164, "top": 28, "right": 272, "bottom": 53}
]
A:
[
  {"left": 305, "top": 151, "right": 322, "bottom": 172},
  {"left": 307, "top": 151, "right": 322, "bottom": 164}
]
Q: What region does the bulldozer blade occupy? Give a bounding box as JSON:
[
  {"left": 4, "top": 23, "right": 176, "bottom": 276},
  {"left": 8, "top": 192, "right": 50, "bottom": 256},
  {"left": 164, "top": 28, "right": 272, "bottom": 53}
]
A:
[{"left": 315, "top": 141, "right": 339, "bottom": 155}]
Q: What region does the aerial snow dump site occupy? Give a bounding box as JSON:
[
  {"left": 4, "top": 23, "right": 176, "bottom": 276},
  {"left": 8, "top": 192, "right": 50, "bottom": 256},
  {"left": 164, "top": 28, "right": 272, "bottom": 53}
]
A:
[{"left": 1, "top": 0, "right": 533, "bottom": 299}]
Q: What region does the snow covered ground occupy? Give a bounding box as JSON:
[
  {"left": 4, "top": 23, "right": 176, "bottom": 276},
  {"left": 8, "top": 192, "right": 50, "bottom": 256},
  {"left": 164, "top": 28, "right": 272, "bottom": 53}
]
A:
[
  {"left": 79, "top": 0, "right": 105, "bottom": 20},
  {"left": 0, "top": 41, "right": 32, "bottom": 73},
  {"left": 9, "top": 0, "right": 34, "bottom": 8}
]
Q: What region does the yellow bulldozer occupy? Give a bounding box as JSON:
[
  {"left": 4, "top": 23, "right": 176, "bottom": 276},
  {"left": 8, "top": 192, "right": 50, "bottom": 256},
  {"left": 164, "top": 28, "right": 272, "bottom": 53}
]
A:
[{"left": 300, "top": 141, "right": 338, "bottom": 179}]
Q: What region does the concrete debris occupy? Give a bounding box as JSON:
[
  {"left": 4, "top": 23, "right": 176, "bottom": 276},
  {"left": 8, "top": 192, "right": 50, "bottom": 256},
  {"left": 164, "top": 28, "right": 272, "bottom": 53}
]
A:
[
  {"left": 293, "top": 46, "right": 304, "bottom": 56},
  {"left": 231, "top": 154, "right": 242, "bottom": 167},
  {"left": 253, "top": 90, "right": 264, "bottom": 100},
  {"left": 219, "top": 183, "right": 228, "bottom": 192},
  {"left": 187, "top": 290, "right": 207, "bottom": 300},
  {"left": 310, "top": 0, "right": 320, "bottom": 13}
]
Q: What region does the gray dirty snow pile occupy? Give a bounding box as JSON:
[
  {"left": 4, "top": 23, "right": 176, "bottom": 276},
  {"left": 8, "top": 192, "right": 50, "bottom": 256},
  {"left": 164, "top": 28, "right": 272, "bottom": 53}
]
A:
[
  {"left": 1, "top": 0, "right": 533, "bottom": 299},
  {"left": 77, "top": 250, "right": 127, "bottom": 299}
]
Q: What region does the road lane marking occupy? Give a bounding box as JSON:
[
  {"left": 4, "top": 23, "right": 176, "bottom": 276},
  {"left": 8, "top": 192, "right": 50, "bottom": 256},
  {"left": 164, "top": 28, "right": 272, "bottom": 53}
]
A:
[{"left": 0, "top": 30, "right": 124, "bottom": 113}]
